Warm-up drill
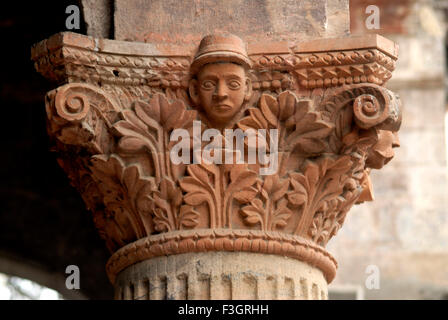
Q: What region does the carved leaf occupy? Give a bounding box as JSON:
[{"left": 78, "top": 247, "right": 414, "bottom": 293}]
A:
[
  {"left": 288, "top": 174, "right": 307, "bottom": 207},
  {"left": 90, "top": 154, "right": 156, "bottom": 238},
  {"left": 233, "top": 186, "right": 258, "bottom": 203},
  {"left": 259, "top": 94, "right": 279, "bottom": 126},
  {"left": 289, "top": 155, "right": 358, "bottom": 237},
  {"left": 152, "top": 207, "right": 171, "bottom": 233},
  {"left": 238, "top": 91, "right": 333, "bottom": 154},
  {"left": 240, "top": 173, "right": 291, "bottom": 231},
  {"left": 277, "top": 91, "right": 296, "bottom": 120},
  {"left": 183, "top": 192, "right": 209, "bottom": 206},
  {"left": 271, "top": 198, "right": 292, "bottom": 229},
  {"left": 271, "top": 177, "right": 289, "bottom": 202},
  {"left": 227, "top": 165, "right": 258, "bottom": 194},
  {"left": 179, "top": 163, "right": 219, "bottom": 227},
  {"left": 178, "top": 205, "right": 200, "bottom": 228},
  {"left": 286, "top": 101, "right": 334, "bottom": 154},
  {"left": 225, "top": 164, "right": 260, "bottom": 227},
  {"left": 179, "top": 177, "right": 204, "bottom": 193},
  {"left": 241, "top": 199, "right": 264, "bottom": 226},
  {"left": 151, "top": 177, "right": 190, "bottom": 232},
  {"left": 113, "top": 94, "right": 197, "bottom": 183}
]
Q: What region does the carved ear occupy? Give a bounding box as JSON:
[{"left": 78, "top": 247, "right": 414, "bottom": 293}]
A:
[
  {"left": 189, "top": 79, "right": 200, "bottom": 105},
  {"left": 244, "top": 77, "right": 252, "bottom": 102}
]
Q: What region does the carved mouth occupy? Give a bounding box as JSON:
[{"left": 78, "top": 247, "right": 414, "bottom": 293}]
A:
[{"left": 215, "top": 104, "right": 232, "bottom": 111}]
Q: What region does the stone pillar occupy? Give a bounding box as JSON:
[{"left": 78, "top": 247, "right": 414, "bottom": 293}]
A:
[{"left": 31, "top": 1, "right": 402, "bottom": 300}]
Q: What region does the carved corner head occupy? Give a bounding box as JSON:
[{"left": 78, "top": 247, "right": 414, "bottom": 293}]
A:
[{"left": 189, "top": 34, "right": 253, "bottom": 127}]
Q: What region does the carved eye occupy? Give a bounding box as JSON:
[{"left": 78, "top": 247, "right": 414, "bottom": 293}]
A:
[
  {"left": 201, "top": 80, "right": 215, "bottom": 90},
  {"left": 228, "top": 80, "right": 241, "bottom": 90}
]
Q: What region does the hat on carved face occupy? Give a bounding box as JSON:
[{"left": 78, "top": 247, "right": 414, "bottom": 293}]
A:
[{"left": 190, "top": 33, "right": 252, "bottom": 75}]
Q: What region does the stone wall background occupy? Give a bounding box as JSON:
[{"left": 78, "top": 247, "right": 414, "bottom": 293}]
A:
[{"left": 327, "top": 0, "right": 448, "bottom": 300}]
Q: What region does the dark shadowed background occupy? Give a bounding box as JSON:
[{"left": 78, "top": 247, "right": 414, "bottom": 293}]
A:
[{"left": 0, "top": 1, "right": 112, "bottom": 299}]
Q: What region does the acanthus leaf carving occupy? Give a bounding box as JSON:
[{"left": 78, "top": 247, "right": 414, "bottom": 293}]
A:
[
  {"left": 113, "top": 94, "right": 197, "bottom": 182},
  {"left": 180, "top": 162, "right": 259, "bottom": 229},
  {"left": 238, "top": 91, "right": 334, "bottom": 155},
  {"left": 152, "top": 178, "right": 200, "bottom": 232},
  {"left": 285, "top": 98, "right": 334, "bottom": 154},
  {"left": 240, "top": 174, "right": 292, "bottom": 231},
  {"left": 90, "top": 154, "right": 156, "bottom": 241},
  {"left": 289, "top": 156, "right": 356, "bottom": 239}
]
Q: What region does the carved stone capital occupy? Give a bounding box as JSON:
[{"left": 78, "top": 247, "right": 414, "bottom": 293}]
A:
[{"left": 32, "top": 32, "right": 401, "bottom": 299}]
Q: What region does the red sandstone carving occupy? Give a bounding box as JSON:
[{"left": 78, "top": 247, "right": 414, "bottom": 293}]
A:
[{"left": 32, "top": 32, "right": 401, "bottom": 286}]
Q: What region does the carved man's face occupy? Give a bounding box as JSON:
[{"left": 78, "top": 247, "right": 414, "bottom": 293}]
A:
[{"left": 190, "top": 63, "right": 251, "bottom": 125}]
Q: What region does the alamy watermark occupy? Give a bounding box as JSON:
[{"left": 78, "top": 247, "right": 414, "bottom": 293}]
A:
[
  {"left": 365, "top": 264, "right": 380, "bottom": 290},
  {"left": 65, "top": 265, "right": 80, "bottom": 290},
  {"left": 170, "top": 121, "right": 279, "bottom": 175},
  {"left": 65, "top": 5, "right": 80, "bottom": 30},
  {"left": 365, "top": 5, "right": 380, "bottom": 30}
]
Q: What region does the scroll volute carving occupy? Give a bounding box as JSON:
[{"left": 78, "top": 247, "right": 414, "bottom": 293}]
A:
[{"left": 35, "top": 32, "right": 401, "bottom": 282}]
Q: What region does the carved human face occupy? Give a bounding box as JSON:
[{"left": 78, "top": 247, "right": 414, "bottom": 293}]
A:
[{"left": 190, "top": 63, "right": 251, "bottom": 125}]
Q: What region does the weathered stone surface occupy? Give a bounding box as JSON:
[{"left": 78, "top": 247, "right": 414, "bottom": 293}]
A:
[
  {"left": 326, "top": 0, "right": 350, "bottom": 38},
  {"left": 114, "top": 0, "right": 349, "bottom": 45},
  {"left": 80, "top": 0, "right": 112, "bottom": 38},
  {"left": 115, "top": 252, "right": 328, "bottom": 300},
  {"left": 387, "top": 36, "right": 445, "bottom": 88}
]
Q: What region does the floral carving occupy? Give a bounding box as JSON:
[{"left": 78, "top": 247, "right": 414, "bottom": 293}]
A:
[
  {"left": 113, "top": 94, "right": 196, "bottom": 182},
  {"left": 288, "top": 156, "right": 356, "bottom": 239},
  {"left": 238, "top": 91, "right": 334, "bottom": 155},
  {"left": 152, "top": 178, "right": 199, "bottom": 232},
  {"left": 240, "top": 174, "right": 291, "bottom": 231},
  {"left": 112, "top": 94, "right": 199, "bottom": 233},
  {"left": 90, "top": 154, "right": 156, "bottom": 241},
  {"left": 180, "top": 163, "right": 259, "bottom": 228}
]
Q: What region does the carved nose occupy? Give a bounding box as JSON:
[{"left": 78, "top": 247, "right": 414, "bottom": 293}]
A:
[{"left": 213, "top": 82, "right": 228, "bottom": 100}]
